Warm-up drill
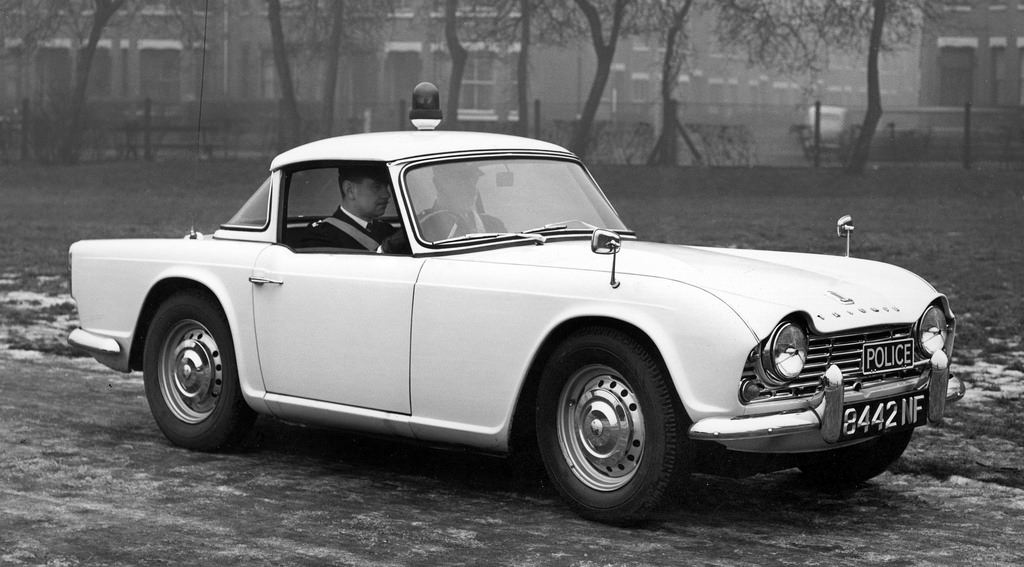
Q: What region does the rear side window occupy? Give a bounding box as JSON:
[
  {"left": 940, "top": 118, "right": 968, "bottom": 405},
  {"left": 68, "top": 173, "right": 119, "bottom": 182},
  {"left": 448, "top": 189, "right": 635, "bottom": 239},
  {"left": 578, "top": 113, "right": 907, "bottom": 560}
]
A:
[{"left": 223, "top": 175, "right": 272, "bottom": 230}]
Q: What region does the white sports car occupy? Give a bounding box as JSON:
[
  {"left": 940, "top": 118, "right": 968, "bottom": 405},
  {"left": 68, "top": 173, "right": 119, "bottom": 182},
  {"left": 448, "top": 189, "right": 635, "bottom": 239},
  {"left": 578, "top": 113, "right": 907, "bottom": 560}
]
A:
[{"left": 68, "top": 84, "right": 963, "bottom": 523}]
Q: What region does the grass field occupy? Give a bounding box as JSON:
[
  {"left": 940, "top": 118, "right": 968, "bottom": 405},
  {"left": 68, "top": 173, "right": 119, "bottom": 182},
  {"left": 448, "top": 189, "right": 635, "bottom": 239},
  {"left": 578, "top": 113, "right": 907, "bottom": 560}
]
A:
[{"left": 1, "top": 160, "right": 1022, "bottom": 483}]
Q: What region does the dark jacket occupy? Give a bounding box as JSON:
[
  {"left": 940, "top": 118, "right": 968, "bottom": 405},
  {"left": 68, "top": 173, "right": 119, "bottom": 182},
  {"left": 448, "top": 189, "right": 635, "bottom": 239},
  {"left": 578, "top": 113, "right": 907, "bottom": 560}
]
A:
[{"left": 300, "top": 208, "right": 396, "bottom": 251}]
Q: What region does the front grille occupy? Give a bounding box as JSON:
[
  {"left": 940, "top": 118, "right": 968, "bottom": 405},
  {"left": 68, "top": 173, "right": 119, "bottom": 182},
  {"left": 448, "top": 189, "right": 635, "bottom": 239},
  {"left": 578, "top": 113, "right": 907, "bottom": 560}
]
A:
[{"left": 743, "top": 325, "right": 920, "bottom": 403}]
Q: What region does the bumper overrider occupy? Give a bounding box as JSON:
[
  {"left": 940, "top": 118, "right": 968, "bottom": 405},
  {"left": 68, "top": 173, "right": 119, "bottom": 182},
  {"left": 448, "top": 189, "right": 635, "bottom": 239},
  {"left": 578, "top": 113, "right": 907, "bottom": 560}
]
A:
[{"left": 689, "top": 350, "right": 964, "bottom": 444}]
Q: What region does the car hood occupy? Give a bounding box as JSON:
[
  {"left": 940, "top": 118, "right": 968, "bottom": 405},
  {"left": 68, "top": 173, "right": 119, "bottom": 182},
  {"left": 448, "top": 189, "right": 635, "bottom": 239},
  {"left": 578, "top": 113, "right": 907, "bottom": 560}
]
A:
[{"left": 452, "top": 239, "right": 941, "bottom": 338}]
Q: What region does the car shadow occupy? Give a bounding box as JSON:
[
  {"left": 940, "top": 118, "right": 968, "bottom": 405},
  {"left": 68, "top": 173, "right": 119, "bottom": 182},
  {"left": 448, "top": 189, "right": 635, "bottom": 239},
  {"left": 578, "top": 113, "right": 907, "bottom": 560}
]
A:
[{"left": 234, "top": 415, "right": 925, "bottom": 527}]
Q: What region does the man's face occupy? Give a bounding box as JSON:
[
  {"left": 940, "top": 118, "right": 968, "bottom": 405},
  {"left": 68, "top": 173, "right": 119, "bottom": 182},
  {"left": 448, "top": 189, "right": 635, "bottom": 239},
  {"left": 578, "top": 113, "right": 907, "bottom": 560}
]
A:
[{"left": 342, "top": 177, "right": 390, "bottom": 220}]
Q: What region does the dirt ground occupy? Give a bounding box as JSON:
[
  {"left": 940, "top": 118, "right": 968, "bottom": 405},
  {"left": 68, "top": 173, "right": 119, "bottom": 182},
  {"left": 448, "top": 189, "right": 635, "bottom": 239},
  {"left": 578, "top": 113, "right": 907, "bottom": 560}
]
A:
[{"left": 1, "top": 346, "right": 1023, "bottom": 566}]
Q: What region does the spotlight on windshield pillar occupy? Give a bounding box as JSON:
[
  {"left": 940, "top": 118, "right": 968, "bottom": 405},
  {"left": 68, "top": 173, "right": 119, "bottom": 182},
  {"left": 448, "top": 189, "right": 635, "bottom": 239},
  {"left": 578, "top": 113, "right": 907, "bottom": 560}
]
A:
[{"left": 409, "top": 82, "right": 442, "bottom": 131}]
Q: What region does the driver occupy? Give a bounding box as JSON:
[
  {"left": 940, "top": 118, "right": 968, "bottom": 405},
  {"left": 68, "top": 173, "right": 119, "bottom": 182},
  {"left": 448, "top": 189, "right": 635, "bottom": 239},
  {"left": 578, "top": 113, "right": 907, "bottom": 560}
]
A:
[
  {"left": 418, "top": 162, "right": 506, "bottom": 241},
  {"left": 302, "top": 165, "right": 408, "bottom": 253}
]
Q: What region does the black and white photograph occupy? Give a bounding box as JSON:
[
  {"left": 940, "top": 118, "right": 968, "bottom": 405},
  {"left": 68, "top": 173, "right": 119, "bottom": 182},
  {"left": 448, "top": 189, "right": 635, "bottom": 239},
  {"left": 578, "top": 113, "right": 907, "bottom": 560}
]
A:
[{"left": 1, "top": 1, "right": 1022, "bottom": 565}]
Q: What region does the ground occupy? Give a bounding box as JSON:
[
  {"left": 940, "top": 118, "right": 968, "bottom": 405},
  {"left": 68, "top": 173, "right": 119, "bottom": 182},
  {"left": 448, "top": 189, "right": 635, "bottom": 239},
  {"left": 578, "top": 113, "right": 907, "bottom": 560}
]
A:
[{"left": 1, "top": 163, "right": 1022, "bottom": 565}]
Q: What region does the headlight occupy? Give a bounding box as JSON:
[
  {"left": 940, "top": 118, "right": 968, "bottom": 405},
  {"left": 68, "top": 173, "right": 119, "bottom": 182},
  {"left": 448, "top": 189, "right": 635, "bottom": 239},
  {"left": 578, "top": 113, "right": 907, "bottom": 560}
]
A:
[
  {"left": 760, "top": 322, "right": 808, "bottom": 387},
  {"left": 917, "top": 306, "right": 948, "bottom": 356}
]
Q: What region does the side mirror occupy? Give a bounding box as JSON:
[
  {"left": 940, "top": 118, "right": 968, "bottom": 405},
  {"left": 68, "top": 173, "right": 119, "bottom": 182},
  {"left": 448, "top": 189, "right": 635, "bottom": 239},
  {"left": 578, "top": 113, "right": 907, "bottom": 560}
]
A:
[
  {"left": 591, "top": 229, "right": 621, "bottom": 255},
  {"left": 591, "top": 229, "right": 621, "bottom": 288},
  {"left": 836, "top": 214, "right": 854, "bottom": 257}
]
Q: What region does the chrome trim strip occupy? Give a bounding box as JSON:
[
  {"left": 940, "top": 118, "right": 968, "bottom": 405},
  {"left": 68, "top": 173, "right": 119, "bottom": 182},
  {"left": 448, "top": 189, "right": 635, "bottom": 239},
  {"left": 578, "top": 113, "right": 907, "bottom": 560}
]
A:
[{"left": 68, "top": 328, "right": 122, "bottom": 355}]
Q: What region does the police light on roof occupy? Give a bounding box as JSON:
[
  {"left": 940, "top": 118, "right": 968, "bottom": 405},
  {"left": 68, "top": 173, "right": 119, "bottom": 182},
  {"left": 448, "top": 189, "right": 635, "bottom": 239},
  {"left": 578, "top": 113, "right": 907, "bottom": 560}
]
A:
[{"left": 409, "top": 82, "right": 442, "bottom": 131}]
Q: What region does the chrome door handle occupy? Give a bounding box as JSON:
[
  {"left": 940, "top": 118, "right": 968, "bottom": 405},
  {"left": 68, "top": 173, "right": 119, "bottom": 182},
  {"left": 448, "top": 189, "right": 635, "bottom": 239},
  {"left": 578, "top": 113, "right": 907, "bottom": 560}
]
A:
[{"left": 248, "top": 275, "right": 283, "bottom": 285}]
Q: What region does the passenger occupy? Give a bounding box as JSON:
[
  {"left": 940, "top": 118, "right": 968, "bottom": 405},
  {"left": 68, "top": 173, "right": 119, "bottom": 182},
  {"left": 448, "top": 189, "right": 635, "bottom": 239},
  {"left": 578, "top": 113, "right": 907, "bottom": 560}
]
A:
[
  {"left": 302, "top": 165, "right": 408, "bottom": 253},
  {"left": 418, "top": 162, "right": 506, "bottom": 241}
]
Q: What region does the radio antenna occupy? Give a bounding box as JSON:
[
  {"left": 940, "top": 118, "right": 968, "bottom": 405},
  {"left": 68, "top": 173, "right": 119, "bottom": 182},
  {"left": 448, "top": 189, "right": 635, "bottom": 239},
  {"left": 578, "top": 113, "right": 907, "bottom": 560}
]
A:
[{"left": 189, "top": 0, "right": 211, "bottom": 239}]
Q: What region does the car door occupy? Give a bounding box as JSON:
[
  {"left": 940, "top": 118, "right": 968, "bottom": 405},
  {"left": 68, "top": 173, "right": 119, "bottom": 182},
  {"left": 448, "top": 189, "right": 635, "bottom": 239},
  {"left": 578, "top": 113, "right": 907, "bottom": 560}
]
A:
[{"left": 250, "top": 245, "right": 422, "bottom": 413}]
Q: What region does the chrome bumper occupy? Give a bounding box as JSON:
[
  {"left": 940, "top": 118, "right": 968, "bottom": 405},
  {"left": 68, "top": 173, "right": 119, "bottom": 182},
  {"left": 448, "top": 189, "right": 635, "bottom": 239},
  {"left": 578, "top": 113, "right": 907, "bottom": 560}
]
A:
[
  {"left": 68, "top": 328, "right": 122, "bottom": 355},
  {"left": 689, "top": 351, "right": 964, "bottom": 444},
  {"left": 68, "top": 328, "right": 131, "bottom": 372}
]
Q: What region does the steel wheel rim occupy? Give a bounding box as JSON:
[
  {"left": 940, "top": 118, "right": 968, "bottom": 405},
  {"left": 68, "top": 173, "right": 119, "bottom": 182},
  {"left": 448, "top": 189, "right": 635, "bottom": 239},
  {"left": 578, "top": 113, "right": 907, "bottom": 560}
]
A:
[
  {"left": 557, "top": 364, "right": 645, "bottom": 492},
  {"left": 158, "top": 319, "right": 223, "bottom": 424}
]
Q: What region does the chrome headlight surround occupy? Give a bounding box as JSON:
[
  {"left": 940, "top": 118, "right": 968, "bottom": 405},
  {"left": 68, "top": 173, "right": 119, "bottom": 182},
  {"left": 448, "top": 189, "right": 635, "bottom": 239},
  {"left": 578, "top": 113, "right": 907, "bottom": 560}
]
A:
[
  {"left": 916, "top": 305, "right": 949, "bottom": 356},
  {"left": 759, "top": 322, "right": 809, "bottom": 388}
]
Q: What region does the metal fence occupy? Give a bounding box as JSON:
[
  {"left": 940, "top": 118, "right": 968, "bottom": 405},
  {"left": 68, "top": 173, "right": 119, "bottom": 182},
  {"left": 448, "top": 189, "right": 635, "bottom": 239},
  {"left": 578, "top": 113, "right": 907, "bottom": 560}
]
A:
[{"left": 3, "top": 97, "right": 1023, "bottom": 168}]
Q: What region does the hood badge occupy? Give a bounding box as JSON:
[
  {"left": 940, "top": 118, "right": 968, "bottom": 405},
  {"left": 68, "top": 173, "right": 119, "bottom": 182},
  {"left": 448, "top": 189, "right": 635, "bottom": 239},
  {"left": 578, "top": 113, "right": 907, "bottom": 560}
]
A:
[{"left": 827, "top": 290, "right": 856, "bottom": 305}]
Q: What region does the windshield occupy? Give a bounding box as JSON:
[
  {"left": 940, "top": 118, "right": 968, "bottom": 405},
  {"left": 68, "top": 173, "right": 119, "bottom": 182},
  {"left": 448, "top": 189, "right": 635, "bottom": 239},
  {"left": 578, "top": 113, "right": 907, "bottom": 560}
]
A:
[{"left": 404, "top": 158, "right": 628, "bottom": 244}]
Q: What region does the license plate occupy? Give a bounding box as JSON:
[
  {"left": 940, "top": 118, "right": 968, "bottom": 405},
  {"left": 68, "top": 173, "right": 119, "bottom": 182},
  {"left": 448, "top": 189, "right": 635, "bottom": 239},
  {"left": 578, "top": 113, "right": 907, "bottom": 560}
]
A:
[
  {"left": 862, "top": 338, "right": 915, "bottom": 375},
  {"left": 840, "top": 391, "right": 928, "bottom": 441}
]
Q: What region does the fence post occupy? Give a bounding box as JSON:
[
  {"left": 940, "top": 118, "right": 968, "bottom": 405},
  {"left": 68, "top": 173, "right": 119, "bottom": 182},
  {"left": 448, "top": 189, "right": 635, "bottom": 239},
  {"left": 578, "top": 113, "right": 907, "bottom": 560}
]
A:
[
  {"left": 962, "top": 101, "right": 972, "bottom": 170},
  {"left": 813, "top": 100, "right": 821, "bottom": 168},
  {"left": 143, "top": 98, "right": 153, "bottom": 161},
  {"left": 533, "top": 98, "right": 541, "bottom": 139},
  {"left": 398, "top": 99, "right": 407, "bottom": 131},
  {"left": 20, "top": 98, "right": 30, "bottom": 161}
]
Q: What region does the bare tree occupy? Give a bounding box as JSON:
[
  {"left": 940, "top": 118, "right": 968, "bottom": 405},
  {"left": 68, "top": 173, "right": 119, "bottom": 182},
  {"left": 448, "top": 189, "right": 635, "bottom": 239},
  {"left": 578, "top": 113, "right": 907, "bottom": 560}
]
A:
[
  {"left": 568, "top": 0, "right": 641, "bottom": 158},
  {"left": 516, "top": 0, "right": 532, "bottom": 136},
  {"left": 647, "top": 0, "right": 696, "bottom": 166},
  {"left": 444, "top": 0, "right": 469, "bottom": 129},
  {"left": 716, "top": 0, "right": 931, "bottom": 174},
  {"left": 320, "top": 1, "right": 345, "bottom": 137},
  {"left": 267, "top": 0, "right": 301, "bottom": 149},
  {"left": 0, "top": 0, "right": 66, "bottom": 54},
  {"left": 58, "top": 0, "right": 127, "bottom": 163}
]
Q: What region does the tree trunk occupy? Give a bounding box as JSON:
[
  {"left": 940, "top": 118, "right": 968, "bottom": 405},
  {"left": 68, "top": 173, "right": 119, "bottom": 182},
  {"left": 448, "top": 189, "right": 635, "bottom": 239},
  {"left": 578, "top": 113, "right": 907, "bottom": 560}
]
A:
[
  {"left": 516, "top": 0, "right": 531, "bottom": 136},
  {"left": 321, "top": 1, "right": 345, "bottom": 138},
  {"left": 444, "top": 0, "right": 468, "bottom": 130},
  {"left": 648, "top": 0, "right": 692, "bottom": 166},
  {"left": 58, "top": 0, "right": 124, "bottom": 164},
  {"left": 570, "top": 0, "right": 627, "bottom": 158},
  {"left": 268, "top": 0, "right": 302, "bottom": 149},
  {"left": 845, "top": 0, "right": 886, "bottom": 174}
]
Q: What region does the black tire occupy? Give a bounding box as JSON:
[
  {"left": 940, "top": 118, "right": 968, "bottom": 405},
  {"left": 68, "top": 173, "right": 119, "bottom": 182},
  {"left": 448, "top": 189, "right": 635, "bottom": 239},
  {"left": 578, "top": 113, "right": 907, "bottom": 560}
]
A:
[
  {"left": 143, "top": 290, "right": 255, "bottom": 451},
  {"left": 535, "top": 327, "right": 690, "bottom": 524},
  {"left": 798, "top": 429, "right": 914, "bottom": 488}
]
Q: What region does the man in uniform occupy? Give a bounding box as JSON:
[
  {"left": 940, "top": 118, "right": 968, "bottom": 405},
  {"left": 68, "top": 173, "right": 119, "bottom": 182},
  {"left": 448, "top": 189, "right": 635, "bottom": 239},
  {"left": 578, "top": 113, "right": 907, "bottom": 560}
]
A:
[
  {"left": 418, "top": 161, "right": 506, "bottom": 242},
  {"left": 302, "top": 165, "right": 408, "bottom": 253}
]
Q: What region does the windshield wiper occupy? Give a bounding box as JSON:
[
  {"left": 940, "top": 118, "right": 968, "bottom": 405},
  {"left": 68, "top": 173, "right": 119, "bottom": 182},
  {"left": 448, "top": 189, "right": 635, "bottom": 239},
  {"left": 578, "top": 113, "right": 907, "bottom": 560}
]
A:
[
  {"left": 433, "top": 232, "right": 546, "bottom": 245},
  {"left": 522, "top": 220, "right": 600, "bottom": 234}
]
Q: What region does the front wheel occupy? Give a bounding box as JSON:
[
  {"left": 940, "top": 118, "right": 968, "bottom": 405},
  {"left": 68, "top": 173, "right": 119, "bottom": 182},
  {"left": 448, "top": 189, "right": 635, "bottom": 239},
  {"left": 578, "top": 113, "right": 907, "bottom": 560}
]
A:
[
  {"left": 143, "top": 291, "right": 254, "bottom": 451},
  {"left": 536, "top": 328, "right": 690, "bottom": 524},
  {"left": 798, "top": 429, "right": 914, "bottom": 488}
]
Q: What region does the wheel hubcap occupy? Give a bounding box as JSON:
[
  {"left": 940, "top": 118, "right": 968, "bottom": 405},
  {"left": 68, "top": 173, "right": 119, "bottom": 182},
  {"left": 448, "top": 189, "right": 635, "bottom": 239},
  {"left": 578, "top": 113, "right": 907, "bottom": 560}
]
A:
[
  {"left": 159, "top": 320, "right": 223, "bottom": 424},
  {"left": 557, "top": 365, "right": 645, "bottom": 491}
]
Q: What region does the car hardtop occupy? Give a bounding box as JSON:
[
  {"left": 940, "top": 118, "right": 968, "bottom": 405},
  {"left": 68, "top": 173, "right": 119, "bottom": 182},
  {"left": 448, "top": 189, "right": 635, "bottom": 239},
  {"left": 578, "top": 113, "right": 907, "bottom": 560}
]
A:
[{"left": 270, "top": 130, "right": 574, "bottom": 171}]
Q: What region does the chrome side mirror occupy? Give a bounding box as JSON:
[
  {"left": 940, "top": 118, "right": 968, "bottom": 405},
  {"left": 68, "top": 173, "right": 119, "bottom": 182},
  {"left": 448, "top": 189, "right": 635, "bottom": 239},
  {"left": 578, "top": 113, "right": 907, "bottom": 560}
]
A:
[
  {"left": 836, "top": 214, "right": 854, "bottom": 257},
  {"left": 591, "top": 229, "right": 621, "bottom": 288}
]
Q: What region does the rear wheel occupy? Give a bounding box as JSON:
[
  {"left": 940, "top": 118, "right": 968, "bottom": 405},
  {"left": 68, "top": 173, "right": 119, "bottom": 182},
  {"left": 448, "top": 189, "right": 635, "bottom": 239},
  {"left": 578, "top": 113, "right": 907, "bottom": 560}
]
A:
[
  {"left": 143, "top": 291, "right": 254, "bottom": 451},
  {"left": 536, "top": 327, "right": 689, "bottom": 524},
  {"left": 799, "top": 429, "right": 914, "bottom": 487}
]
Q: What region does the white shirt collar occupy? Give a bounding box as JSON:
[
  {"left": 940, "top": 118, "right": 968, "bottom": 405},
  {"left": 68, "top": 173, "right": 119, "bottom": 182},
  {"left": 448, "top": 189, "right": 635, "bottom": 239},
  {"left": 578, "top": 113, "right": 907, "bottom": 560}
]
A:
[{"left": 338, "top": 205, "right": 369, "bottom": 229}]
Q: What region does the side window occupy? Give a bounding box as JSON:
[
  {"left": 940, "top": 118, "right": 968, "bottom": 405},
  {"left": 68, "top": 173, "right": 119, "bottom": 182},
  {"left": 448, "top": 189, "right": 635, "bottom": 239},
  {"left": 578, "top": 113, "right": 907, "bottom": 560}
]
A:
[
  {"left": 223, "top": 175, "right": 272, "bottom": 230},
  {"left": 282, "top": 162, "right": 405, "bottom": 254}
]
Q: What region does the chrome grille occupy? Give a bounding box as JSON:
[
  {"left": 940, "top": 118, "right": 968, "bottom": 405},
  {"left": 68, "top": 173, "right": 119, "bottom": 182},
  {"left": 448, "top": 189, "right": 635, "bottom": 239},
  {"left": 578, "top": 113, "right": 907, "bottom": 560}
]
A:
[{"left": 744, "top": 325, "right": 919, "bottom": 403}]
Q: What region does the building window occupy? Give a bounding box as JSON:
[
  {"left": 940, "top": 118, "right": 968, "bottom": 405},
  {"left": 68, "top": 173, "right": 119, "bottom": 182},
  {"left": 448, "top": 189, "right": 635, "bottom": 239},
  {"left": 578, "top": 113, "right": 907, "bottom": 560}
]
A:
[
  {"left": 260, "top": 49, "right": 276, "bottom": 99},
  {"left": 990, "top": 46, "right": 1006, "bottom": 104},
  {"left": 37, "top": 47, "right": 71, "bottom": 101},
  {"left": 631, "top": 73, "right": 650, "bottom": 102},
  {"left": 938, "top": 47, "right": 974, "bottom": 105},
  {"left": 87, "top": 48, "right": 112, "bottom": 98},
  {"left": 1019, "top": 48, "right": 1024, "bottom": 105},
  {"left": 462, "top": 53, "right": 494, "bottom": 111},
  {"left": 140, "top": 48, "right": 181, "bottom": 102}
]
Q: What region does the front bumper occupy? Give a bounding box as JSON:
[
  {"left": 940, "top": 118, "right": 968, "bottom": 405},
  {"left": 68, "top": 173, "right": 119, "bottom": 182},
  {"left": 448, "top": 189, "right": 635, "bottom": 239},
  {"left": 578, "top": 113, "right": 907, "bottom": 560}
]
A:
[
  {"left": 689, "top": 350, "right": 963, "bottom": 444},
  {"left": 68, "top": 328, "right": 131, "bottom": 372}
]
